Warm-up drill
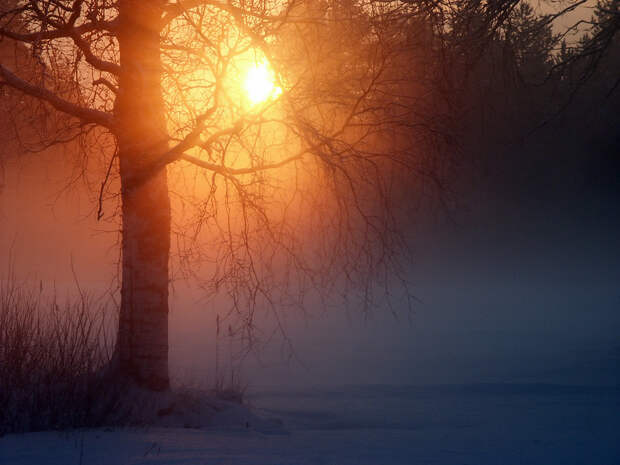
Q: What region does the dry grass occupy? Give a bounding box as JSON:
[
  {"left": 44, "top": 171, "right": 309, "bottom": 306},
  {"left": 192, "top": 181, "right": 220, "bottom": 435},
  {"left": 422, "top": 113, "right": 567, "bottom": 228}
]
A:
[
  {"left": 0, "top": 275, "right": 122, "bottom": 433},
  {"left": 0, "top": 270, "right": 249, "bottom": 433}
]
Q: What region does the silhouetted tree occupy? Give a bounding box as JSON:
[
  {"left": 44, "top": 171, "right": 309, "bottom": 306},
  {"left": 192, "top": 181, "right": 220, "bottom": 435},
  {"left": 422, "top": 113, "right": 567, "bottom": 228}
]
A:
[
  {"left": 1, "top": 0, "right": 605, "bottom": 394},
  {"left": 0, "top": 0, "right": 424, "bottom": 391}
]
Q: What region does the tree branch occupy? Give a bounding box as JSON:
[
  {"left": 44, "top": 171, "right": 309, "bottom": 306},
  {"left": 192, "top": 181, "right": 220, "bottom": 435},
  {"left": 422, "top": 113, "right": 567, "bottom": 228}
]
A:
[
  {"left": 0, "top": 18, "right": 118, "bottom": 43},
  {"left": 178, "top": 151, "right": 302, "bottom": 175},
  {"left": 160, "top": 0, "right": 313, "bottom": 28},
  {"left": 0, "top": 63, "right": 114, "bottom": 129},
  {"left": 93, "top": 77, "right": 118, "bottom": 94},
  {"left": 69, "top": 32, "right": 120, "bottom": 75}
]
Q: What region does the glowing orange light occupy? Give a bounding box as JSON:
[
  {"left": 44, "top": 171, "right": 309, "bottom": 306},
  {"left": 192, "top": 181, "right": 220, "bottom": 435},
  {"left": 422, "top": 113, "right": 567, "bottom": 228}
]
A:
[{"left": 244, "top": 61, "right": 282, "bottom": 105}]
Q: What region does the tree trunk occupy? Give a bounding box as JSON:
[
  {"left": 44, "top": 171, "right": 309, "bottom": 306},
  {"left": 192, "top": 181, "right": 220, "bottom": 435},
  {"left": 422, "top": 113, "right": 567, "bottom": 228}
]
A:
[{"left": 114, "top": 0, "right": 171, "bottom": 391}]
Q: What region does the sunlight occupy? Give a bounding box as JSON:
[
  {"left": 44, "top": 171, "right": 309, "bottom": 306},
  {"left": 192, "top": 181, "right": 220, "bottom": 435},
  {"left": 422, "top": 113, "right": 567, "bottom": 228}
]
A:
[{"left": 244, "top": 61, "right": 282, "bottom": 105}]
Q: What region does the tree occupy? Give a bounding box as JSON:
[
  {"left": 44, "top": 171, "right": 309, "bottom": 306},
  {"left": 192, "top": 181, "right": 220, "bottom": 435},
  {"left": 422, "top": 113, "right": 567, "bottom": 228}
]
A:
[
  {"left": 1, "top": 0, "right": 584, "bottom": 393},
  {"left": 0, "top": 0, "right": 412, "bottom": 392}
]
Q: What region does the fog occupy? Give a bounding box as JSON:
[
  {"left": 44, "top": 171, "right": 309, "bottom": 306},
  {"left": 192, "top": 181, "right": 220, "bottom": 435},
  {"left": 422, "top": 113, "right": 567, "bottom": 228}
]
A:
[
  {"left": 2, "top": 147, "right": 619, "bottom": 390},
  {"left": 234, "top": 198, "right": 620, "bottom": 387}
]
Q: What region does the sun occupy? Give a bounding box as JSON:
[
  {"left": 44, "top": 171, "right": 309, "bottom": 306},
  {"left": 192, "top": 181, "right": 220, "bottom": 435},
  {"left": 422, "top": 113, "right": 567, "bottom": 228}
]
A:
[{"left": 244, "top": 61, "right": 281, "bottom": 105}]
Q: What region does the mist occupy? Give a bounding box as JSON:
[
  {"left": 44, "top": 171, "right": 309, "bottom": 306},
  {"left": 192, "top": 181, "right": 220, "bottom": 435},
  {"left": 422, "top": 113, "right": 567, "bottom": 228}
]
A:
[{"left": 3, "top": 141, "right": 618, "bottom": 391}]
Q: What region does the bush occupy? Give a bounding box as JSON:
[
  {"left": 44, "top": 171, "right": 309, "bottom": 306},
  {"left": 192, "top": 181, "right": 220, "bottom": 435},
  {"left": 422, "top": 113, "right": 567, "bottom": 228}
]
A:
[{"left": 0, "top": 276, "right": 121, "bottom": 433}]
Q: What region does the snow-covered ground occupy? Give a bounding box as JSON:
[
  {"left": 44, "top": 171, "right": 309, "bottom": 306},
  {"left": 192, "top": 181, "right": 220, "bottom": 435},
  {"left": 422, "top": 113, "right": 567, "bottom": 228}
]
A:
[{"left": 1, "top": 383, "right": 618, "bottom": 465}]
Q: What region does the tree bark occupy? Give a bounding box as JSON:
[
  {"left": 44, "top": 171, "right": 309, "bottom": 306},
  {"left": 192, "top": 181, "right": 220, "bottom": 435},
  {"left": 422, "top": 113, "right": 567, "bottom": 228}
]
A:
[{"left": 114, "top": 0, "right": 171, "bottom": 391}]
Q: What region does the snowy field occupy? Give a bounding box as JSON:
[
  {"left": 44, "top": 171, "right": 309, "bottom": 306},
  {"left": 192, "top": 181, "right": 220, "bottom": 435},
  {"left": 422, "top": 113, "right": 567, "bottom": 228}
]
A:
[{"left": 1, "top": 383, "right": 618, "bottom": 465}]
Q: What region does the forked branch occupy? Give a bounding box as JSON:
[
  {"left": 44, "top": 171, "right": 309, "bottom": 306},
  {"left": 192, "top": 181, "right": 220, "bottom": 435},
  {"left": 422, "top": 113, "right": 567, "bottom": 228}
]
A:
[{"left": 0, "top": 63, "right": 114, "bottom": 129}]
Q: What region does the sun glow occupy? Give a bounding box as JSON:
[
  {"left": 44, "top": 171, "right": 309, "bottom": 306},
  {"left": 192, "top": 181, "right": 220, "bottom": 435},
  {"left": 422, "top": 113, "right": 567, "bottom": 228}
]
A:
[{"left": 244, "top": 61, "right": 282, "bottom": 105}]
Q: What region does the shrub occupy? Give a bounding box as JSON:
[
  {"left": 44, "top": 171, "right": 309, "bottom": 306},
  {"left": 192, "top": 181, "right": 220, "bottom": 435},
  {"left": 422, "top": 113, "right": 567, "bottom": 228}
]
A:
[{"left": 0, "top": 276, "right": 120, "bottom": 433}]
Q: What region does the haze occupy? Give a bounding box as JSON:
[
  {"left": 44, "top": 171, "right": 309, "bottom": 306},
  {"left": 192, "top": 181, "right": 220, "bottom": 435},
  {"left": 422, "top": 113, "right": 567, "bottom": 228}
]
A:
[{"left": 3, "top": 141, "right": 618, "bottom": 390}]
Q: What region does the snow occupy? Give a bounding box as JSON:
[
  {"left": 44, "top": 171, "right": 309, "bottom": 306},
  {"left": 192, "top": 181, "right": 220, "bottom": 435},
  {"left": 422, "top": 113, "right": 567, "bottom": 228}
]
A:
[{"left": 1, "top": 384, "right": 618, "bottom": 465}]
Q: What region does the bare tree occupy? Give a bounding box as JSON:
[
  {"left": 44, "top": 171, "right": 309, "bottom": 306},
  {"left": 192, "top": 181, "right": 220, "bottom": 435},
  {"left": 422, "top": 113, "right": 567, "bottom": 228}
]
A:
[
  {"left": 0, "top": 0, "right": 409, "bottom": 392},
  {"left": 1, "top": 0, "right": 589, "bottom": 393}
]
